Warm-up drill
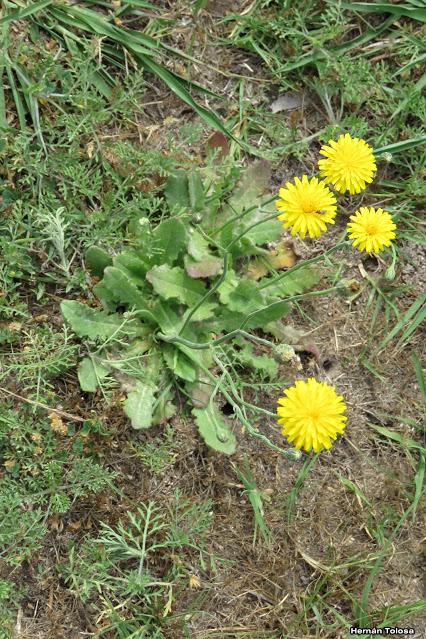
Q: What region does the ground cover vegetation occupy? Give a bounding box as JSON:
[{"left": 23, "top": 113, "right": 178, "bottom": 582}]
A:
[{"left": 0, "top": 1, "right": 425, "bottom": 637}]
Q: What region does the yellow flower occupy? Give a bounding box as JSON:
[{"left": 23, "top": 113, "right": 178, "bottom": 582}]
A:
[
  {"left": 318, "top": 133, "right": 377, "bottom": 194},
  {"left": 277, "top": 378, "right": 347, "bottom": 453},
  {"left": 275, "top": 175, "right": 337, "bottom": 239},
  {"left": 347, "top": 206, "right": 396, "bottom": 254}
]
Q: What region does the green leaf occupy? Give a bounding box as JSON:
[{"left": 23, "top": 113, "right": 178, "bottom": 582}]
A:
[
  {"left": 124, "top": 381, "right": 157, "bottom": 429},
  {"left": 187, "top": 229, "right": 210, "bottom": 261},
  {"left": 146, "top": 265, "right": 206, "bottom": 306},
  {"left": 113, "top": 250, "right": 149, "bottom": 283},
  {"left": 240, "top": 215, "right": 281, "bottom": 251},
  {"left": 219, "top": 162, "right": 281, "bottom": 254},
  {"left": 61, "top": 301, "right": 124, "bottom": 340},
  {"left": 152, "top": 300, "right": 182, "bottom": 334},
  {"left": 235, "top": 342, "right": 278, "bottom": 379},
  {"left": 151, "top": 217, "right": 187, "bottom": 264},
  {"left": 78, "top": 357, "right": 109, "bottom": 392},
  {"left": 93, "top": 280, "right": 118, "bottom": 307},
  {"left": 188, "top": 171, "right": 205, "bottom": 212},
  {"left": 85, "top": 246, "right": 112, "bottom": 277},
  {"left": 184, "top": 255, "right": 223, "bottom": 278},
  {"left": 226, "top": 280, "right": 263, "bottom": 314},
  {"left": 259, "top": 265, "right": 321, "bottom": 296},
  {"left": 242, "top": 300, "right": 291, "bottom": 329},
  {"left": 101, "top": 267, "right": 155, "bottom": 321},
  {"left": 164, "top": 170, "right": 205, "bottom": 212},
  {"left": 164, "top": 171, "right": 190, "bottom": 209},
  {"left": 185, "top": 302, "right": 217, "bottom": 322},
  {"left": 152, "top": 387, "right": 177, "bottom": 426},
  {"left": 163, "top": 345, "right": 197, "bottom": 382},
  {"left": 217, "top": 268, "right": 239, "bottom": 304},
  {"left": 123, "top": 355, "right": 162, "bottom": 429},
  {"left": 193, "top": 403, "right": 237, "bottom": 454},
  {"left": 212, "top": 300, "right": 290, "bottom": 332}
]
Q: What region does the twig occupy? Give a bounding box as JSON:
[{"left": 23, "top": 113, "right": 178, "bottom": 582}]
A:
[{"left": 0, "top": 387, "right": 85, "bottom": 422}]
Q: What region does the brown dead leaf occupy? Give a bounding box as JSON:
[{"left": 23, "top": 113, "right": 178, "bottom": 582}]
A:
[
  {"left": 49, "top": 412, "right": 68, "bottom": 436},
  {"left": 247, "top": 240, "right": 297, "bottom": 280},
  {"left": 8, "top": 321, "right": 22, "bottom": 332},
  {"left": 206, "top": 131, "right": 229, "bottom": 161},
  {"left": 189, "top": 574, "right": 201, "bottom": 589}
]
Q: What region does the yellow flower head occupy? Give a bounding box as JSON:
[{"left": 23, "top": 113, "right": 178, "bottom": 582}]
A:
[
  {"left": 318, "top": 133, "right": 377, "bottom": 195},
  {"left": 277, "top": 378, "right": 347, "bottom": 453},
  {"left": 275, "top": 175, "right": 337, "bottom": 239},
  {"left": 347, "top": 206, "right": 396, "bottom": 254}
]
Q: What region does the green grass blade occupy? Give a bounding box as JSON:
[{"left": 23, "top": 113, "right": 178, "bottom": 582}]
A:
[
  {"left": 0, "top": 44, "right": 6, "bottom": 129},
  {"left": 11, "top": 61, "right": 46, "bottom": 152},
  {"left": 412, "top": 353, "right": 426, "bottom": 404},
  {"left": 50, "top": 5, "right": 233, "bottom": 137},
  {"left": 368, "top": 423, "right": 424, "bottom": 452},
  {"left": 355, "top": 451, "right": 425, "bottom": 627},
  {"left": 52, "top": 5, "right": 158, "bottom": 53},
  {"left": 374, "top": 136, "right": 426, "bottom": 155},
  {"left": 287, "top": 454, "right": 319, "bottom": 524},
  {"left": 5, "top": 64, "right": 26, "bottom": 129},
  {"left": 0, "top": 0, "right": 53, "bottom": 25},
  {"left": 396, "top": 304, "right": 426, "bottom": 347},
  {"left": 280, "top": 14, "right": 397, "bottom": 73},
  {"left": 138, "top": 54, "right": 237, "bottom": 141},
  {"left": 232, "top": 462, "right": 272, "bottom": 545},
  {"left": 343, "top": 2, "right": 426, "bottom": 22},
  {"left": 375, "top": 292, "right": 426, "bottom": 352},
  {"left": 377, "top": 599, "right": 426, "bottom": 628}
]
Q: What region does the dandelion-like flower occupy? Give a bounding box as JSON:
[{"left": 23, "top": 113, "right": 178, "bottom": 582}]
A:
[
  {"left": 347, "top": 206, "right": 396, "bottom": 254},
  {"left": 275, "top": 175, "right": 337, "bottom": 239},
  {"left": 277, "top": 378, "right": 347, "bottom": 453},
  {"left": 318, "top": 133, "right": 377, "bottom": 195}
]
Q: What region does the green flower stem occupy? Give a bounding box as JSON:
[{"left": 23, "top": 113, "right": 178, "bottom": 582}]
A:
[
  {"left": 178, "top": 252, "right": 229, "bottom": 335},
  {"left": 239, "top": 285, "right": 346, "bottom": 330},
  {"left": 210, "top": 195, "right": 276, "bottom": 238},
  {"left": 227, "top": 211, "right": 280, "bottom": 249},
  {"left": 212, "top": 355, "right": 301, "bottom": 460},
  {"left": 167, "top": 285, "right": 345, "bottom": 350},
  {"left": 159, "top": 329, "right": 273, "bottom": 350},
  {"left": 259, "top": 233, "right": 348, "bottom": 290},
  {"left": 179, "top": 211, "right": 280, "bottom": 335}
]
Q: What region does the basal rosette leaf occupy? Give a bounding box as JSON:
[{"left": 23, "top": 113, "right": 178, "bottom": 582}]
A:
[
  {"left": 85, "top": 246, "right": 112, "bottom": 277},
  {"left": 193, "top": 403, "right": 237, "bottom": 454},
  {"left": 124, "top": 381, "right": 158, "bottom": 430},
  {"left": 151, "top": 218, "right": 187, "bottom": 265},
  {"left": 259, "top": 265, "right": 321, "bottom": 296},
  {"left": 61, "top": 300, "right": 125, "bottom": 340},
  {"left": 146, "top": 265, "right": 206, "bottom": 306},
  {"left": 78, "top": 357, "right": 110, "bottom": 392}
]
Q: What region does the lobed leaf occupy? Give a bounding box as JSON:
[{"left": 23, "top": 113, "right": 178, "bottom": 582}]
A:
[
  {"left": 193, "top": 403, "right": 237, "bottom": 454},
  {"left": 146, "top": 264, "right": 206, "bottom": 306},
  {"left": 61, "top": 301, "right": 124, "bottom": 340},
  {"left": 124, "top": 381, "right": 157, "bottom": 429}
]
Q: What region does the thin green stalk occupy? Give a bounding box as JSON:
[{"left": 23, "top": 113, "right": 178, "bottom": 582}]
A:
[
  {"left": 210, "top": 195, "right": 276, "bottom": 238},
  {"left": 179, "top": 211, "right": 280, "bottom": 334},
  {"left": 170, "top": 286, "right": 344, "bottom": 349},
  {"left": 178, "top": 253, "right": 229, "bottom": 335},
  {"left": 259, "top": 235, "right": 348, "bottom": 290}
]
